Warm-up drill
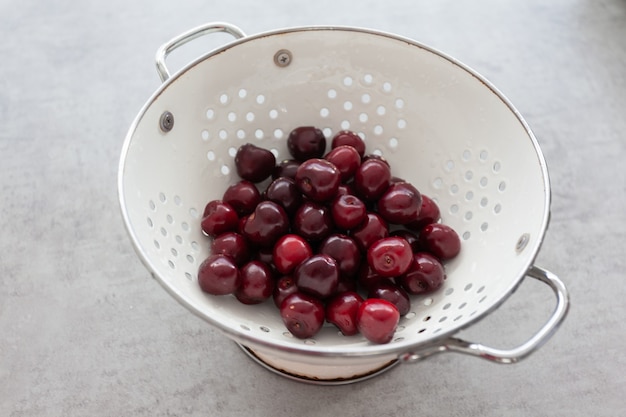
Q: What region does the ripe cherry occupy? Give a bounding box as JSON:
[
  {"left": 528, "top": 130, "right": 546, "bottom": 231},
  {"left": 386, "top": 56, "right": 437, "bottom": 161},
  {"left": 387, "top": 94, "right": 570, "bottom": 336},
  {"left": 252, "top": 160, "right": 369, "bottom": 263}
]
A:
[
  {"left": 367, "top": 237, "right": 413, "bottom": 277},
  {"left": 197, "top": 254, "right": 240, "bottom": 296},
  {"left": 222, "top": 180, "right": 261, "bottom": 217},
  {"left": 241, "top": 201, "right": 289, "bottom": 248},
  {"left": 201, "top": 200, "right": 239, "bottom": 237},
  {"left": 295, "top": 158, "right": 341, "bottom": 202},
  {"left": 273, "top": 275, "right": 298, "bottom": 308},
  {"left": 419, "top": 223, "right": 461, "bottom": 260},
  {"left": 331, "top": 130, "right": 365, "bottom": 157},
  {"left": 280, "top": 292, "right": 325, "bottom": 339},
  {"left": 351, "top": 212, "right": 389, "bottom": 252},
  {"left": 234, "top": 143, "right": 276, "bottom": 183},
  {"left": 210, "top": 232, "right": 250, "bottom": 266},
  {"left": 368, "top": 281, "right": 411, "bottom": 316},
  {"left": 331, "top": 194, "right": 367, "bottom": 231},
  {"left": 407, "top": 194, "right": 441, "bottom": 231},
  {"left": 318, "top": 234, "right": 362, "bottom": 278},
  {"left": 398, "top": 252, "right": 446, "bottom": 295},
  {"left": 272, "top": 234, "right": 313, "bottom": 275},
  {"left": 326, "top": 291, "right": 364, "bottom": 336},
  {"left": 294, "top": 254, "right": 339, "bottom": 299},
  {"left": 287, "top": 126, "right": 326, "bottom": 161},
  {"left": 292, "top": 201, "right": 334, "bottom": 243},
  {"left": 324, "top": 145, "right": 361, "bottom": 182},
  {"left": 272, "top": 159, "right": 300, "bottom": 180},
  {"left": 354, "top": 158, "right": 391, "bottom": 201},
  {"left": 235, "top": 260, "right": 275, "bottom": 304},
  {"left": 356, "top": 299, "right": 400, "bottom": 344},
  {"left": 264, "top": 176, "right": 302, "bottom": 216},
  {"left": 377, "top": 181, "right": 422, "bottom": 225}
]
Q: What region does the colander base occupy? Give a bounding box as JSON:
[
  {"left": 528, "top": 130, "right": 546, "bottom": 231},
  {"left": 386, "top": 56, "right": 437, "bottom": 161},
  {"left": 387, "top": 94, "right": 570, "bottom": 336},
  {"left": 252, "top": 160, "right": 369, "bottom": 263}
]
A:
[{"left": 238, "top": 344, "right": 399, "bottom": 385}]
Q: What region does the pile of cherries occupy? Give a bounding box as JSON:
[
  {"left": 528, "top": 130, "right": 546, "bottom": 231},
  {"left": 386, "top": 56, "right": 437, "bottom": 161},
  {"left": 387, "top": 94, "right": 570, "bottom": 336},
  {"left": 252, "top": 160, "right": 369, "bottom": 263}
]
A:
[{"left": 198, "top": 126, "right": 460, "bottom": 344}]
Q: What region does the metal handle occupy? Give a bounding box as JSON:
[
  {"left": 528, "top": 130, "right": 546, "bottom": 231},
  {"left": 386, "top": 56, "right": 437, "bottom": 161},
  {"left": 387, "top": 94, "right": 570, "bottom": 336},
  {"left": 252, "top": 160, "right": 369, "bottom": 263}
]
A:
[
  {"left": 155, "top": 22, "right": 246, "bottom": 82},
  {"left": 401, "top": 265, "right": 569, "bottom": 364}
]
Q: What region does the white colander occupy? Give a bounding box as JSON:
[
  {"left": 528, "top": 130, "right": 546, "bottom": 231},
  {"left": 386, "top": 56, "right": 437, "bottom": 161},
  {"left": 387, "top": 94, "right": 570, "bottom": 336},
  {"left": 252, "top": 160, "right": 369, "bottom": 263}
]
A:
[{"left": 118, "top": 22, "right": 569, "bottom": 384}]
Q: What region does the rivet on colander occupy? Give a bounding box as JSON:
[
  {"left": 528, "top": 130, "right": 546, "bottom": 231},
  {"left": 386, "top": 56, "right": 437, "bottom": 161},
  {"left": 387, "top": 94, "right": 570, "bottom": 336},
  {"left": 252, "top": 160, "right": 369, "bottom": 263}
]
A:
[
  {"left": 159, "top": 111, "right": 174, "bottom": 132},
  {"left": 516, "top": 233, "right": 530, "bottom": 252},
  {"left": 274, "top": 49, "right": 292, "bottom": 67}
]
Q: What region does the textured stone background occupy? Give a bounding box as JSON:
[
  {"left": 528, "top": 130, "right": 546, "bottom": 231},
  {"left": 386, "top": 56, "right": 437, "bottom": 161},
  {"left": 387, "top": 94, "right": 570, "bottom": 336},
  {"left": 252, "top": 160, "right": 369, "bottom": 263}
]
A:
[{"left": 1, "top": 0, "right": 624, "bottom": 416}]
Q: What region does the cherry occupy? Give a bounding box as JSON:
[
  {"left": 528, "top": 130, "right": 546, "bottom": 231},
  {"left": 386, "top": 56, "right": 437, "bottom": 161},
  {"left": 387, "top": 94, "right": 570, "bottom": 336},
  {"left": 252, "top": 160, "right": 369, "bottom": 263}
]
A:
[
  {"left": 235, "top": 260, "right": 275, "bottom": 304},
  {"left": 255, "top": 246, "right": 276, "bottom": 272},
  {"left": 295, "top": 158, "right": 341, "bottom": 202},
  {"left": 357, "top": 262, "right": 389, "bottom": 290},
  {"left": 407, "top": 194, "right": 441, "bottom": 231},
  {"left": 324, "top": 145, "right": 361, "bottom": 182},
  {"left": 350, "top": 212, "right": 389, "bottom": 252},
  {"left": 279, "top": 292, "right": 325, "bottom": 339},
  {"left": 234, "top": 143, "right": 276, "bottom": 183},
  {"left": 272, "top": 234, "right": 313, "bottom": 275},
  {"left": 294, "top": 254, "right": 339, "bottom": 299},
  {"left": 367, "top": 237, "right": 413, "bottom": 277},
  {"left": 318, "top": 233, "right": 362, "bottom": 279},
  {"left": 201, "top": 200, "right": 239, "bottom": 237},
  {"left": 210, "top": 232, "right": 250, "bottom": 266},
  {"left": 331, "top": 130, "right": 365, "bottom": 157},
  {"left": 273, "top": 275, "right": 298, "bottom": 308},
  {"left": 287, "top": 126, "right": 326, "bottom": 161},
  {"left": 356, "top": 299, "right": 400, "bottom": 344},
  {"left": 354, "top": 158, "right": 391, "bottom": 201},
  {"left": 331, "top": 194, "right": 367, "bottom": 231},
  {"left": 222, "top": 180, "right": 261, "bottom": 217},
  {"left": 241, "top": 201, "right": 289, "bottom": 248},
  {"left": 326, "top": 291, "right": 364, "bottom": 336},
  {"left": 368, "top": 281, "right": 411, "bottom": 316},
  {"left": 419, "top": 223, "right": 461, "bottom": 260},
  {"left": 377, "top": 182, "right": 422, "bottom": 225},
  {"left": 390, "top": 229, "right": 421, "bottom": 253},
  {"left": 197, "top": 254, "right": 241, "bottom": 295},
  {"left": 336, "top": 275, "right": 358, "bottom": 293},
  {"left": 292, "top": 201, "right": 333, "bottom": 243},
  {"left": 264, "top": 176, "right": 302, "bottom": 216},
  {"left": 399, "top": 252, "right": 446, "bottom": 295},
  {"left": 272, "top": 159, "right": 300, "bottom": 180}
]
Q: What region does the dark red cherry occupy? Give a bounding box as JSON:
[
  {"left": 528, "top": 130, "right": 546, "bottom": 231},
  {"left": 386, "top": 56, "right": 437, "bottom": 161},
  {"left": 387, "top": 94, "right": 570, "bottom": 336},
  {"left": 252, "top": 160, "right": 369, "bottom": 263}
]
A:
[
  {"left": 356, "top": 299, "right": 400, "bottom": 344},
  {"left": 234, "top": 143, "right": 276, "bottom": 183},
  {"left": 292, "top": 201, "right": 333, "bottom": 243},
  {"left": 264, "top": 176, "right": 302, "bottom": 216},
  {"left": 197, "top": 254, "right": 240, "bottom": 295},
  {"left": 272, "top": 159, "right": 301, "bottom": 180},
  {"left": 390, "top": 229, "right": 421, "bottom": 253},
  {"left": 407, "top": 194, "right": 441, "bottom": 231},
  {"left": 331, "top": 194, "right": 367, "bottom": 231},
  {"left": 367, "top": 237, "right": 413, "bottom": 277},
  {"left": 331, "top": 130, "right": 366, "bottom": 157},
  {"left": 222, "top": 180, "right": 261, "bottom": 217},
  {"left": 357, "top": 262, "right": 389, "bottom": 290},
  {"left": 318, "top": 234, "right": 362, "bottom": 279},
  {"left": 419, "top": 223, "right": 461, "bottom": 260},
  {"left": 294, "top": 254, "right": 339, "bottom": 299},
  {"left": 272, "top": 234, "right": 313, "bottom": 275},
  {"left": 398, "top": 252, "right": 446, "bottom": 294},
  {"left": 324, "top": 145, "right": 361, "bottom": 182},
  {"left": 350, "top": 212, "right": 389, "bottom": 252},
  {"left": 295, "top": 158, "right": 341, "bottom": 202},
  {"left": 354, "top": 158, "right": 391, "bottom": 201},
  {"left": 377, "top": 182, "right": 422, "bottom": 225},
  {"left": 368, "top": 281, "right": 411, "bottom": 316},
  {"left": 273, "top": 275, "right": 298, "bottom": 308},
  {"left": 235, "top": 260, "right": 275, "bottom": 304},
  {"left": 279, "top": 292, "right": 325, "bottom": 339},
  {"left": 287, "top": 126, "right": 326, "bottom": 161},
  {"left": 326, "top": 291, "right": 364, "bottom": 336},
  {"left": 210, "top": 232, "right": 250, "bottom": 266},
  {"left": 241, "top": 201, "right": 289, "bottom": 248},
  {"left": 201, "top": 200, "right": 239, "bottom": 237}
]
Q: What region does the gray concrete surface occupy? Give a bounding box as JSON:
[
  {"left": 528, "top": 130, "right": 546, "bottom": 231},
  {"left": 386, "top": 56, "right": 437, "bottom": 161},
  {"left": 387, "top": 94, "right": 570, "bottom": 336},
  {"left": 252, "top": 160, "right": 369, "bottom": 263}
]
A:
[{"left": 1, "top": 0, "right": 624, "bottom": 416}]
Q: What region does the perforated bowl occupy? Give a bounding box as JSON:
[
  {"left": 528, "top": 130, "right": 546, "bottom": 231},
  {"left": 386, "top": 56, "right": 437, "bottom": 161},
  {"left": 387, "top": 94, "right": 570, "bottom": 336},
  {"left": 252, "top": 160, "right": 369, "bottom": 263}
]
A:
[{"left": 118, "top": 23, "right": 569, "bottom": 384}]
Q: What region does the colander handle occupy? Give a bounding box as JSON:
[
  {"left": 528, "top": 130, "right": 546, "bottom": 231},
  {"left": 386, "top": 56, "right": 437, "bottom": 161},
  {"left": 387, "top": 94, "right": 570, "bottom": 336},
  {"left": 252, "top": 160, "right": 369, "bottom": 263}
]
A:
[
  {"left": 155, "top": 22, "right": 247, "bottom": 82},
  {"left": 401, "top": 265, "right": 569, "bottom": 364}
]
